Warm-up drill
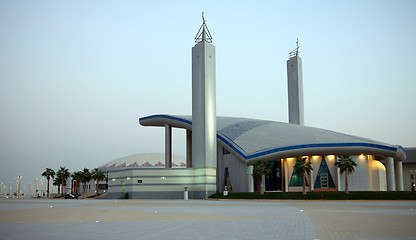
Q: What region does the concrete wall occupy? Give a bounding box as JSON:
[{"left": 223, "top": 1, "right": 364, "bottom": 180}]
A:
[
  {"left": 337, "top": 155, "right": 387, "bottom": 191},
  {"left": 218, "top": 146, "right": 250, "bottom": 192},
  {"left": 403, "top": 163, "right": 416, "bottom": 191},
  {"left": 107, "top": 168, "right": 214, "bottom": 199}
]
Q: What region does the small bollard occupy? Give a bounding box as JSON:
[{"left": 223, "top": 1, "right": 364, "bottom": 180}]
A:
[
  {"left": 223, "top": 186, "right": 228, "bottom": 197},
  {"left": 184, "top": 187, "right": 188, "bottom": 200}
]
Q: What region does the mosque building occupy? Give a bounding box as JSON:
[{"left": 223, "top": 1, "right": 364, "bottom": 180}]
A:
[{"left": 98, "top": 15, "right": 407, "bottom": 199}]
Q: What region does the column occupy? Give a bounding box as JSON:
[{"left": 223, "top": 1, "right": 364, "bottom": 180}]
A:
[
  {"left": 284, "top": 159, "right": 289, "bottom": 192},
  {"left": 186, "top": 130, "right": 192, "bottom": 168},
  {"left": 395, "top": 160, "right": 404, "bottom": 191},
  {"left": 191, "top": 37, "right": 217, "bottom": 199},
  {"left": 287, "top": 55, "right": 304, "bottom": 125},
  {"left": 165, "top": 124, "right": 172, "bottom": 168},
  {"left": 247, "top": 165, "right": 254, "bottom": 192},
  {"left": 309, "top": 168, "right": 314, "bottom": 192},
  {"left": 337, "top": 167, "right": 342, "bottom": 191},
  {"left": 386, "top": 157, "right": 396, "bottom": 191}
]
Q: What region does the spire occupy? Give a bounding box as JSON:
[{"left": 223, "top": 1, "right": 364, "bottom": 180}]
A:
[
  {"left": 194, "top": 12, "right": 213, "bottom": 43},
  {"left": 289, "top": 38, "right": 300, "bottom": 59}
]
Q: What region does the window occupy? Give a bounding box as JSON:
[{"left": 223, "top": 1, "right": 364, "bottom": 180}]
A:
[{"left": 289, "top": 168, "right": 309, "bottom": 187}]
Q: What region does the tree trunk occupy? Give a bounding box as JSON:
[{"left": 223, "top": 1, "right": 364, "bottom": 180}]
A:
[
  {"left": 345, "top": 172, "right": 349, "bottom": 194},
  {"left": 61, "top": 177, "right": 64, "bottom": 197},
  {"left": 260, "top": 176, "right": 264, "bottom": 195},
  {"left": 46, "top": 177, "right": 50, "bottom": 197},
  {"left": 302, "top": 172, "right": 306, "bottom": 195},
  {"left": 96, "top": 181, "right": 99, "bottom": 196},
  {"left": 57, "top": 184, "right": 60, "bottom": 194}
]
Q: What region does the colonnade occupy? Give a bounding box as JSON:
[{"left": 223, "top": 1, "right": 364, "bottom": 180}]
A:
[{"left": 386, "top": 157, "right": 404, "bottom": 191}]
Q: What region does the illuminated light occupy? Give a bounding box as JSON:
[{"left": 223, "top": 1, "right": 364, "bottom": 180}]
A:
[
  {"left": 95, "top": 220, "right": 100, "bottom": 223},
  {"left": 50, "top": 206, "right": 53, "bottom": 208},
  {"left": 327, "top": 155, "right": 335, "bottom": 159},
  {"left": 127, "top": 177, "right": 131, "bottom": 180},
  {"left": 312, "top": 156, "right": 320, "bottom": 159},
  {"left": 300, "top": 209, "right": 303, "bottom": 212},
  {"left": 162, "top": 177, "right": 166, "bottom": 180},
  {"left": 154, "top": 211, "right": 158, "bottom": 213},
  {"left": 112, "top": 179, "right": 116, "bottom": 182}
]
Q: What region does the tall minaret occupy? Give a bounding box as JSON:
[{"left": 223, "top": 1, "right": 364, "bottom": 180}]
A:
[
  {"left": 287, "top": 39, "right": 304, "bottom": 125},
  {"left": 191, "top": 12, "right": 217, "bottom": 199}
]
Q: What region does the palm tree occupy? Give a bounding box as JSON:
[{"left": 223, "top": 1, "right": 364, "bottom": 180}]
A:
[
  {"left": 335, "top": 155, "right": 357, "bottom": 194},
  {"left": 57, "top": 167, "right": 70, "bottom": 197},
  {"left": 71, "top": 171, "right": 83, "bottom": 195},
  {"left": 252, "top": 160, "right": 272, "bottom": 195},
  {"left": 53, "top": 177, "right": 61, "bottom": 194},
  {"left": 294, "top": 157, "right": 313, "bottom": 195},
  {"left": 81, "top": 168, "right": 92, "bottom": 194},
  {"left": 42, "top": 168, "right": 55, "bottom": 197},
  {"left": 92, "top": 168, "right": 106, "bottom": 196}
]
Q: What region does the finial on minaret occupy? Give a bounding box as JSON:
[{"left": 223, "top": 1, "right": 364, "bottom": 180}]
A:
[
  {"left": 195, "top": 12, "right": 213, "bottom": 43},
  {"left": 289, "top": 38, "right": 300, "bottom": 59}
]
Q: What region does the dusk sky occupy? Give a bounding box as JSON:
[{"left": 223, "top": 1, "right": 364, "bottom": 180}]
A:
[{"left": 1, "top": 1, "right": 415, "bottom": 193}]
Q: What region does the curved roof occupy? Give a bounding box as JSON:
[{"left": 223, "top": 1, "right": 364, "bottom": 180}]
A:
[
  {"left": 99, "top": 153, "right": 186, "bottom": 170},
  {"left": 139, "top": 115, "right": 406, "bottom": 163}
]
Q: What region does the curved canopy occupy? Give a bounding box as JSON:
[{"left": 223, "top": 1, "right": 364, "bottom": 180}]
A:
[{"left": 139, "top": 114, "right": 406, "bottom": 163}]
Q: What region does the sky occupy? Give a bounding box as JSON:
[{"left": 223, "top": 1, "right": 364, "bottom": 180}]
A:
[{"left": 1, "top": 0, "right": 415, "bottom": 194}]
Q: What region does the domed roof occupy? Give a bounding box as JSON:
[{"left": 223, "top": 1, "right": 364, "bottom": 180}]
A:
[
  {"left": 99, "top": 153, "right": 186, "bottom": 169},
  {"left": 139, "top": 115, "right": 405, "bottom": 163}
]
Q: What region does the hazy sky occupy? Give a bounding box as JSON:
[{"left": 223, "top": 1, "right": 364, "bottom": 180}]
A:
[{"left": 1, "top": 1, "right": 415, "bottom": 192}]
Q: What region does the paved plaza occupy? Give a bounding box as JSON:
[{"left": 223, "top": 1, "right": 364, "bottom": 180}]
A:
[{"left": 0, "top": 198, "right": 415, "bottom": 240}]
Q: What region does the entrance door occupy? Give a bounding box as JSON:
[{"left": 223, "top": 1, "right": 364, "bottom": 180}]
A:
[
  {"left": 320, "top": 173, "right": 328, "bottom": 188},
  {"left": 265, "top": 160, "right": 282, "bottom": 191}
]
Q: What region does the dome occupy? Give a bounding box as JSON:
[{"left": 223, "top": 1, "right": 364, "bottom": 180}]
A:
[
  {"left": 139, "top": 114, "right": 405, "bottom": 163},
  {"left": 99, "top": 153, "right": 186, "bottom": 169}
]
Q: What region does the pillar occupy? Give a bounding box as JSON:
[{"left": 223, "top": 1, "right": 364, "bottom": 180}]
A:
[
  {"left": 186, "top": 130, "right": 192, "bottom": 168},
  {"left": 310, "top": 169, "right": 314, "bottom": 192},
  {"left": 247, "top": 165, "right": 254, "bottom": 192},
  {"left": 395, "top": 160, "right": 404, "bottom": 191},
  {"left": 284, "top": 159, "right": 289, "bottom": 192},
  {"left": 165, "top": 124, "right": 172, "bottom": 168},
  {"left": 386, "top": 157, "right": 396, "bottom": 191},
  {"left": 337, "top": 167, "right": 342, "bottom": 191},
  {"left": 191, "top": 28, "right": 217, "bottom": 199},
  {"left": 287, "top": 55, "right": 304, "bottom": 125}
]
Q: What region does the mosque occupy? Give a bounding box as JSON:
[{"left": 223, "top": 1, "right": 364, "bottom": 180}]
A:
[{"left": 98, "top": 15, "right": 407, "bottom": 199}]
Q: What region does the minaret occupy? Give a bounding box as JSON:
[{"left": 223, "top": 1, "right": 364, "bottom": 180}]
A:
[
  {"left": 287, "top": 39, "right": 304, "bottom": 125},
  {"left": 191, "top": 13, "right": 217, "bottom": 199}
]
